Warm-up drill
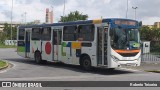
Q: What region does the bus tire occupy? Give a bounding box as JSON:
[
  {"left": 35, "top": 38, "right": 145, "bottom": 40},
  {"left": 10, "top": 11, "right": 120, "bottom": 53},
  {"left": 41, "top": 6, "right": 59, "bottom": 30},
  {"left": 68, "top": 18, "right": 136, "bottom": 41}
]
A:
[
  {"left": 81, "top": 56, "right": 92, "bottom": 71},
  {"left": 35, "top": 52, "right": 43, "bottom": 64},
  {"left": 108, "top": 68, "right": 115, "bottom": 71}
]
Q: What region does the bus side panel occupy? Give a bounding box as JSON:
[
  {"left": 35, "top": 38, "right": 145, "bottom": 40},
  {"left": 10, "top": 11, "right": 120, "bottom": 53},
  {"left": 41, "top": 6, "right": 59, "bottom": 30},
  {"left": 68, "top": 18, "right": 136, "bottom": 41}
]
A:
[
  {"left": 59, "top": 41, "right": 97, "bottom": 66},
  {"left": 59, "top": 41, "right": 80, "bottom": 65},
  {"left": 41, "top": 41, "right": 53, "bottom": 61},
  {"left": 59, "top": 41, "right": 72, "bottom": 64},
  {"left": 81, "top": 45, "right": 97, "bottom": 67},
  {"left": 30, "top": 40, "right": 41, "bottom": 58}
]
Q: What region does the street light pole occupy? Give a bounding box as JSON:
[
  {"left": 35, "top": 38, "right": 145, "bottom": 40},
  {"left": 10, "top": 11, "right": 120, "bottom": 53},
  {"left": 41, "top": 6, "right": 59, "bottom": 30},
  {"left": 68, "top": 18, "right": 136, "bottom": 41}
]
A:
[
  {"left": 126, "top": 0, "right": 128, "bottom": 18},
  {"left": 11, "top": 0, "right": 13, "bottom": 40},
  {"left": 132, "top": 7, "right": 138, "bottom": 20},
  {"left": 24, "top": 12, "right": 27, "bottom": 24},
  {"left": 63, "top": 0, "right": 65, "bottom": 17}
]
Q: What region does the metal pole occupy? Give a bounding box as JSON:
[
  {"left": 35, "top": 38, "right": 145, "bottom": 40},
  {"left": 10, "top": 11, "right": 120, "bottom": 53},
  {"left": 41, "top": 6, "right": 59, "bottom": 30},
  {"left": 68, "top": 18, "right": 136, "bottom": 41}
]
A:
[
  {"left": 51, "top": 6, "right": 54, "bottom": 23},
  {"left": 11, "top": 0, "right": 13, "bottom": 40},
  {"left": 132, "top": 7, "right": 138, "bottom": 20},
  {"left": 126, "top": 0, "right": 128, "bottom": 18},
  {"left": 63, "top": 0, "right": 66, "bottom": 22},
  {"left": 24, "top": 12, "right": 27, "bottom": 24}
]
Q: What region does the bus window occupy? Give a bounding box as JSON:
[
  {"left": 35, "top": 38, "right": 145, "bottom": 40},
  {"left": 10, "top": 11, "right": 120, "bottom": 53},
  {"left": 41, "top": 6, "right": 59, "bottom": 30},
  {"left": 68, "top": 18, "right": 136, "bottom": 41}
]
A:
[
  {"left": 41, "top": 27, "right": 51, "bottom": 41},
  {"left": 78, "top": 24, "right": 94, "bottom": 41},
  {"left": 18, "top": 29, "right": 25, "bottom": 40},
  {"left": 63, "top": 26, "right": 77, "bottom": 41},
  {"left": 32, "top": 28, "right": 41, "bottom": 40}
]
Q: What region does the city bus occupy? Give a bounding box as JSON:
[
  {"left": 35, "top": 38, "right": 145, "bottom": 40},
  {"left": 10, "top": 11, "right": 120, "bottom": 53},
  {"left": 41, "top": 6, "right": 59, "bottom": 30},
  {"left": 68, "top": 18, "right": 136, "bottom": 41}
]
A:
[{"left": 17, "top": 18, "right": 141, "bottom": 70}]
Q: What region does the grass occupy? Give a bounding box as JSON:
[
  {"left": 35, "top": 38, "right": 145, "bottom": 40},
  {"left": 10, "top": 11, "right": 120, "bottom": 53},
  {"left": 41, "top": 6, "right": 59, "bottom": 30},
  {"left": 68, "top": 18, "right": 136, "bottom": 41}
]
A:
[
  {"left": 0, "top": 60, "right": 7, "bottom": 68},
  {"left": 145, "top": 70, "right": 160, "bottom": 73},
  {"left": 0, "top": 44, "right": 17, "bottom": 48}
]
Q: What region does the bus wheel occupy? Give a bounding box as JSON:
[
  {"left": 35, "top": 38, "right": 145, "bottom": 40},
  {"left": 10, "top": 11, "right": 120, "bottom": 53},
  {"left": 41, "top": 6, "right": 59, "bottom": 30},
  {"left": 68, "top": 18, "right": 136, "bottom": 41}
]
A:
[
  {"left": 35, "top": 52, "right": 42, "bottom": 64},
  {"left": 82, "top": 56, "right": 92, "bottom": 71},
  {"left": 108, "top": 68, "right": 115, "bottom": 71}
]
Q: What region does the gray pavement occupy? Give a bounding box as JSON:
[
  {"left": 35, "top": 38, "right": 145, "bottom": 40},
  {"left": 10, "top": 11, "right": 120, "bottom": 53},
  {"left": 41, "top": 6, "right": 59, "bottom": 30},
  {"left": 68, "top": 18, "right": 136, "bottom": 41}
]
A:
[
  {"left": 125, "top": 62, "right": 160, "bottom": 71},
  {"left": 0, "top": 48, "right": 160, "bottom": 89},
  {"left": 0, "top": 48, "right": 159, "bottom": 81}
]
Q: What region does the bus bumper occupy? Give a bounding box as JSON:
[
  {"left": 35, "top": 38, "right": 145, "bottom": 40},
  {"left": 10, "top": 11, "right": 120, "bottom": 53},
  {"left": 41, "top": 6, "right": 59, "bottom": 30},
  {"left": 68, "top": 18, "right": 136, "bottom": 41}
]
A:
[{"left": 108, "top": 57, "right": 141, "bottom": 68}]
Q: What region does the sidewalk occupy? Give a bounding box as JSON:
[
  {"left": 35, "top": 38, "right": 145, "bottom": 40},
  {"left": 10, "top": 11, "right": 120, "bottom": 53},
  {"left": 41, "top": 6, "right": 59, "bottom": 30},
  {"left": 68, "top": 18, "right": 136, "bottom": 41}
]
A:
[{"left": 123, "top": 62, "right": 160, "bottom": 72}]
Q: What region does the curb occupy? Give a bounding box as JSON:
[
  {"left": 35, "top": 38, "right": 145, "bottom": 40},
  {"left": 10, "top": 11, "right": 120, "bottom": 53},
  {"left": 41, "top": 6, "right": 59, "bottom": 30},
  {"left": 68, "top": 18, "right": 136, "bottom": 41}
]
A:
[{"left": 0, "top": 60, "right": 9, "bottom": 70}]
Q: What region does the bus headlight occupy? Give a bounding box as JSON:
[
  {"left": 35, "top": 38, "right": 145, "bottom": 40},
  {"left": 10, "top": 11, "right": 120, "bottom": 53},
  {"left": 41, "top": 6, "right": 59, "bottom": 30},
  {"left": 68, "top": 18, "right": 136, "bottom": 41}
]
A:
[{"left": 111, "top": 55, "right": 119, "bottom": 62}]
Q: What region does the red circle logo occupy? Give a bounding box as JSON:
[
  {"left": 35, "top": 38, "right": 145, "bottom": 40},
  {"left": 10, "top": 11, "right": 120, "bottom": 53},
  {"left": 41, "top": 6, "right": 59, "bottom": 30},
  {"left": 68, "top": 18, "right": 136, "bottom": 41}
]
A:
[{"left": 45, "top": 42, "right": 51, "bottom": 55}]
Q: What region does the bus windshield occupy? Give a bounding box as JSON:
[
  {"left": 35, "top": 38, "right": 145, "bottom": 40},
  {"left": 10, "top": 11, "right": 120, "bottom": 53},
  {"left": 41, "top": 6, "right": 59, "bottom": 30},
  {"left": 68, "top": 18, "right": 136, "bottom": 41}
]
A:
[{"left": 111, "top": 26, "right": 140, "bottom": 50}]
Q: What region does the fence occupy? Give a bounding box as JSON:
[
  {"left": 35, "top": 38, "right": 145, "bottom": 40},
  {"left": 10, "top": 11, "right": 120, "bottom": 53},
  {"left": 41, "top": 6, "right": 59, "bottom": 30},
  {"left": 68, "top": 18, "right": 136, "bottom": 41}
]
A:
[
  {"left": 5, "top": 40, "right": 17, "bottom": 46},
  {"left": 141, "top": 41, "right": 160, "bottom": 63}
]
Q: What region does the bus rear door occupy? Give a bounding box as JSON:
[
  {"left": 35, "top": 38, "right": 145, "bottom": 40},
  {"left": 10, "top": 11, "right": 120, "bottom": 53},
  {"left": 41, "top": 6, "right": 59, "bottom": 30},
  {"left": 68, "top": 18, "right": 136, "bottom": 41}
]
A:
[
  {"left": 24, "top": 28, "right": 31, "bottom": 58},
  {"left": 53, "top": 28, "right": 62, "bottom": 61}
]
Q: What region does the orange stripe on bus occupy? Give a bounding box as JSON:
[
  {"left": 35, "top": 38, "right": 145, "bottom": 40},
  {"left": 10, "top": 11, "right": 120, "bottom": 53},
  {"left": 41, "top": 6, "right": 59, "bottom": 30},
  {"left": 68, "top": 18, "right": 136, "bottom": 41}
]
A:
[{"left": 114, "top": 50, "right": 140, "bottom": 54}]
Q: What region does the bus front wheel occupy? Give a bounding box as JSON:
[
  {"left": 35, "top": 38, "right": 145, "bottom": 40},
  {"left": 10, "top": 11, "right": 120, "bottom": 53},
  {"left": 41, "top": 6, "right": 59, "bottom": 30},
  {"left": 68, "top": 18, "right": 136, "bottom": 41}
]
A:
[{"left": 81, "top": 56, "right": 92, "bottom": 71}]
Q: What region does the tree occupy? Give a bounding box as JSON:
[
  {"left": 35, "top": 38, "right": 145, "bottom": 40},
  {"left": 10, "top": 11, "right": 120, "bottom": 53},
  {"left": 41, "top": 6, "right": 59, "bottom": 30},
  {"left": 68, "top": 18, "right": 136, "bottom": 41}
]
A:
[
  {"left": 59, "top": 11, "right": 88, "bottom": 22},
  {"left": 0, "top": 23, "right": 17, "bottom": 44},
  {"left": 140, "top": 26, "right": 160, "bottom": 41}
]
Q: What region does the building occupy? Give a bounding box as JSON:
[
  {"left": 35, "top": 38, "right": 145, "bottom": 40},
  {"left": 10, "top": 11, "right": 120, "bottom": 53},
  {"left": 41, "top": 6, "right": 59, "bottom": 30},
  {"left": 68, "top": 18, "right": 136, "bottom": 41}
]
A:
[
  {"left": 45, "top": 8, "right": 54, "bottom": 24},
  {"left": 0, "top": 21, "right": 21, "bottom": 32},
  {"left": 143, "top": 22, "right": 160, "bottom": 28},
  {"left": 154, "top": 22, "right": 160, "bottom": 28}
]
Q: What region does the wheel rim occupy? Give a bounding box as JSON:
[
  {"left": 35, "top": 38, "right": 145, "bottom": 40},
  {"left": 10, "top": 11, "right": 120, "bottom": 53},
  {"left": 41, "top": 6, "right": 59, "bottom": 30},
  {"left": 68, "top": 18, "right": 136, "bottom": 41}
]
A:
[
  {"left": 83, "top": 59, "right": 90, "bottom": 68},
  {"left": 35, "top": 53, "right": 41, "bottom": 63}
]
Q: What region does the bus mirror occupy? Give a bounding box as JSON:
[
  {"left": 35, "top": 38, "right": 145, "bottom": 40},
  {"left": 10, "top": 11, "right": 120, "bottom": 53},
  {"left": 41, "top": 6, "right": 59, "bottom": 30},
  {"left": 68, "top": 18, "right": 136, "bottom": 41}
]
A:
[{"left": 139, "top": 21, "right": 142, "bottom": 27}]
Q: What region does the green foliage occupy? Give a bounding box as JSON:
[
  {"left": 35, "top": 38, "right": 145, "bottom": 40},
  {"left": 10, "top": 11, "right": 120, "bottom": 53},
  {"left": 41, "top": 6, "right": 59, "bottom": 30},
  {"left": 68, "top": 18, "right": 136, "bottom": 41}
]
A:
[
  {"left": 59, "top": 11, "right": 88, "bottom": 22},
  {"left": 0, "top": 23, "right": 17, "bottom": 44},
  {"left": 140, "top": 26, "right": 160, "bottom": 41},
  {"left": 0, "top": 60, "right": 7, "bottom": 68},
  {"left": 140, "top": 26, "right": 160, "bottom": 52}
]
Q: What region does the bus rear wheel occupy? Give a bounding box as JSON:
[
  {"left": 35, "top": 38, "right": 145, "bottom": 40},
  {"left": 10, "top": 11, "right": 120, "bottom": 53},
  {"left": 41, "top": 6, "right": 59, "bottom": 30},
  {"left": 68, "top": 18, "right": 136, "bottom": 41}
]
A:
[
  {"left": 81, "top": 56, "right": 92, "bottom": 71},
  {"left": 35, "top": 52, "right": 43, "bottom": 64}
]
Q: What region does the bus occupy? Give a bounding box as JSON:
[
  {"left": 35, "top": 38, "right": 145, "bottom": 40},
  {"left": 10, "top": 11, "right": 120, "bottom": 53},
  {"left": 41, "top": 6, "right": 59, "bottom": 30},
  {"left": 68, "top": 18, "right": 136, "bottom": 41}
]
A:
[{"left": 17, "top": 18, "right": 141, "bottom": 70}]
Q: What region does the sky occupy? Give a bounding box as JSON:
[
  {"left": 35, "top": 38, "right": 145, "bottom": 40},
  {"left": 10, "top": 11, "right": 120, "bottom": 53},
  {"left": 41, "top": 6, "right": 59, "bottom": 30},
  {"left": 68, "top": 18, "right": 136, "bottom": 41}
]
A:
[{"left": 0, "top": 0, "right": 160, "bottom": 25}]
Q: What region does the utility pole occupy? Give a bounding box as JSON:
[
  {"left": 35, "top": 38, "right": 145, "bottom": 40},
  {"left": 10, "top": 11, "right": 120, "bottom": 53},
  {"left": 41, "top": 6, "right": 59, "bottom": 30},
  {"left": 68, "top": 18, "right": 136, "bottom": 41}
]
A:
[
  {"left": 126, "top": 0, "right": 128, "bottom": 18},
  {"left": 24, "top": 12, "right": 27, "bottom": 24},
  {"left": 132, "top": 7, "right": 138, "bottom": 20},
  {"left": 63, "top": 0, "right": 66, "bottom": 17},
  {"left": 11, "top": 0, "right": 13, "bottom": 40}
]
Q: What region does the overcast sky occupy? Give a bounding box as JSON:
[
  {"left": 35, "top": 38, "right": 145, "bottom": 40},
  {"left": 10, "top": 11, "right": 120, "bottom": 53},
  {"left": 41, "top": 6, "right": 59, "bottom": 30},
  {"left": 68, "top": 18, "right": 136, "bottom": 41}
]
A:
[{"left": 0, "top": 0, "right": 159, "bottom": 25}]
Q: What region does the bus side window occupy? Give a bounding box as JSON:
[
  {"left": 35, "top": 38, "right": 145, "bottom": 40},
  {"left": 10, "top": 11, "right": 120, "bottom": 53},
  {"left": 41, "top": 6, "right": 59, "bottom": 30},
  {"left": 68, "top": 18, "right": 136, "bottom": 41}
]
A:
[
  {"left": 18, "top": 29, "right": 25, "bottom": 40},
  {"left": 32, "top": 28, "right": 41, "bottom": 40},
  {"left": 77, "top": 26, "right": 83, "bottom": 41},
  {"left": 41, "top": 27, "right": 51, "bottom": 41},
  {"left": 78, "top": 24, "right": 95, "bottom": 41},
  {"left": 63, "top": 26, "right": 77, "bottom": 41}
]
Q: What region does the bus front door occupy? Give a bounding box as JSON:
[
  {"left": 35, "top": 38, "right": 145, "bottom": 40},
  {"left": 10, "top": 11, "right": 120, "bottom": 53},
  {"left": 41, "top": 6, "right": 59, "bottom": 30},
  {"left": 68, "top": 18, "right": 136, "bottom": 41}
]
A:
[
  {"left": 97, "top": 26, "right": 108, "bottom": 66},
  {"left": 53, "top": 29, "right": 62, "bottom": 61},
  {"left": 25, "top": 30, "right": 31, "bottom": 58}
]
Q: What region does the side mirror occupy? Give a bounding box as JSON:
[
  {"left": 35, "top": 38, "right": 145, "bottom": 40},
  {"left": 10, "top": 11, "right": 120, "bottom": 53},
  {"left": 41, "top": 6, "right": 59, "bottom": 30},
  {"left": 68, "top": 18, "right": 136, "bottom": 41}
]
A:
[{"left": 139, "top": 21, "right": 142, "bottom": 27}]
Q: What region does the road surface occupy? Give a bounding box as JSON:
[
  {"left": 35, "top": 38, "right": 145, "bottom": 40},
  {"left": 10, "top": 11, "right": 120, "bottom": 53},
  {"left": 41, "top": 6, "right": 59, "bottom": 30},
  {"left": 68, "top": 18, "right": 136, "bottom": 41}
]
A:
[{"left": 0, "top": 48, "right": 160, "bottom": 90}]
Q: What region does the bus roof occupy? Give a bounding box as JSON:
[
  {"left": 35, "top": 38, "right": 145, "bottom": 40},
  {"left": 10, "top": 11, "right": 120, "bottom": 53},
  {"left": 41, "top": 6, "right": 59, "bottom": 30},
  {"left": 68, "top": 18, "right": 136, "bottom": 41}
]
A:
[{"left": 19, "top": 18, "right": 138, "bottom": 29}]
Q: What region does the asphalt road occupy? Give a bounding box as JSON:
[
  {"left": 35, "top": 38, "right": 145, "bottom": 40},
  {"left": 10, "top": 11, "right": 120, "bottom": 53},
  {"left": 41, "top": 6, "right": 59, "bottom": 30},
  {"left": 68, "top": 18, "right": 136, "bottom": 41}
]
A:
[
  {"left": 0, "top": 48, "right": 159, "bottom": 81},
  {"left": 0, "top": 48, "right": 160, "bottom": 90}
]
